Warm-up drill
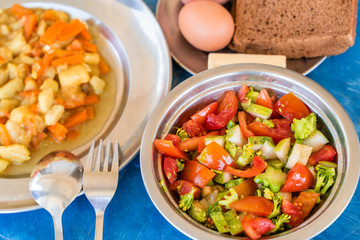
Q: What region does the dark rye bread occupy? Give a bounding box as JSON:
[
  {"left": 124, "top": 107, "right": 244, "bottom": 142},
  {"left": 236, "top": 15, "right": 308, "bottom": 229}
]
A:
[{"left": 229, "top": 0, "right": 358, "bottom": 58}]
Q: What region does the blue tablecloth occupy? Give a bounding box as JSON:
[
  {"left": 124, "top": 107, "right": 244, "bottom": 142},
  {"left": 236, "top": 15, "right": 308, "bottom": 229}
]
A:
[{"left": 1, "top": 0, "right": 359, "bottom": 239}]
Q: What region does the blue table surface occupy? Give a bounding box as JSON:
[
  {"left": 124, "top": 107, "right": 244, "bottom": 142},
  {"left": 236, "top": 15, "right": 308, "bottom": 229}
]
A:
[{"left": 1, "top": 0, "right": 360, "bottom": 239}]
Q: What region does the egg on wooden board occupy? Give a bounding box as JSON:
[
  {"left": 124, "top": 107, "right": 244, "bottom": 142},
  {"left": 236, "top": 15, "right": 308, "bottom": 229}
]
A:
[
  {"left": 181, "top": 0, "right": 230, "bottom": 4},
  {"left": 178, "top": 1, "right": 234, "bottom": 52}
]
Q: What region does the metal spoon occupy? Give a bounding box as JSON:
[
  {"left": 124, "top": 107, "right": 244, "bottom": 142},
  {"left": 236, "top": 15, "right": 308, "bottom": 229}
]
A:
[{"left": 29, "top": 151, "right": 83, "bottom": 240}]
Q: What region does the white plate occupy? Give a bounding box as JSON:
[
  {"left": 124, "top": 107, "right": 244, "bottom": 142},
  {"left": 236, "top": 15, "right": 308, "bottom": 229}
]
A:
[
  {"left": 156, "top": 0, "right": 326, "bottom": 75},
  {"left": 0, "top": 0, "right": 171, "bottom": 212}
]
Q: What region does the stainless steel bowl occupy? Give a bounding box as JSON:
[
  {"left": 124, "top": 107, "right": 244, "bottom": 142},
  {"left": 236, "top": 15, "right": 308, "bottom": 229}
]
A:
[{"left": 140, "top": 64, "right": 360, "bottom": 239}]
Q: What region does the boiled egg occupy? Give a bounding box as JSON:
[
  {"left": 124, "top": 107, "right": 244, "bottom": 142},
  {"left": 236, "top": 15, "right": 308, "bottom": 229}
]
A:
[{"left": 178, "top": 1, "right": 234, "bottom": 52}]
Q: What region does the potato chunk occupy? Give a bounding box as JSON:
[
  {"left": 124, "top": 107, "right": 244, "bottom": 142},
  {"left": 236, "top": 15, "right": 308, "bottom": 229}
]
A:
[
  {"left": 89, "top": 75, "right": 106, "bottom": 95},
  {"left": 0, "top": 77, "right": 23, "bottom": 99},
  {"left": 40, "top": 78, "right": 59, "bottom": 93},
  {"left": 0, "top": 144, "right": 31, "bottom": 163},
  {"left": 0, "top": 98, "right": 20, "bottom": 117},
  {"left": 84, "top": 53, "right": 100, "bottom": 65},
  {"left": 5, "top": 31, "right": 26, "bottom": 56},
  {"left": 0, "top": 158, "right": 9, "bottom": 173},
  {"left": 5, "top": 120, "right": 31, "bottom": 147},
  {"left": 58, "top": 64, "right": 89, "bottom": 91},
  {"left": 38, "top": 88, "right": 54, "bottom": 113},
  {"left": 45, "top": 105, "right": 64, "bottom": 126}
]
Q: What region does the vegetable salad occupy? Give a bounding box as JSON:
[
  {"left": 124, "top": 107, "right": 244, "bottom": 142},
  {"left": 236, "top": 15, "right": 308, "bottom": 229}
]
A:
[
  {"left": 0, "top": 4, "right": 110, "bottom": 173},
  {"left": 154, "top": 85, "right": 337, "bottom": 239}
]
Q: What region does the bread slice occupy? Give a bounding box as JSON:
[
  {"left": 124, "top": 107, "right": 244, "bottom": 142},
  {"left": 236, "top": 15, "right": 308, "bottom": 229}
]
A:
[{"left": 229, "top": 0, "right": 358, "bottom": 58}]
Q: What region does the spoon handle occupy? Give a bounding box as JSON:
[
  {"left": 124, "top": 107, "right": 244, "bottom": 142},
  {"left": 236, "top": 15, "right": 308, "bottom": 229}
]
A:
[
  {"left": 53, "top": 214, "right": 64, "bottom": 240},
  {"left": 95, "top": 210, "right": 104, "bottom": 240}
]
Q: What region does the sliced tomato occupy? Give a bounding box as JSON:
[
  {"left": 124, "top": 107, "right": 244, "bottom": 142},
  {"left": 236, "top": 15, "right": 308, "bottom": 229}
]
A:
[
  {"left": 281, "top": 163, "right": 314, "bottom": 192},
  {"left": 225, "top": 156, "right": 267, "bottom": 178},
  {"left": 255, "top": 89, "right": 273, "bottom": 109},
  {"left": 163, "top": 157, "right": 179, "bottom": 184},
  {"left": 154, "top": 139, "right": 189, "bottom": 160},
  {"left": 241, "top": 214, "right": 260, "bottom": 240},
  {"left": 233, "top": 178, "right": 257, "bottom": 197},
  {"left": 237, "top": 85, "right": 249, "bottom": 103},
  {"left": 183, "top": 119, "right": 207, "bottom": 137},
  {"left": 281, "top": 198, "right": 303, "bottom": 226},
  {"left": 197, "top": 141, "right": 236, "bottom": 170},
  {"left": 274, "top": 92, "right": 311, "bottom": 121},
  {"left": 169, "top": 180, "right": 201, "bottom": 199},
  {"left": 229, "top": 196, "right": 274, "bottom": 217},
  {"left": 205, "top": 91, "right": 238, "bottom": 130},
  {"left": 191, "top": 102, "right": 218, "bottom": 125},
  {"left": 197, "top": 130, "right": 220, "bottom": 152},
  {"left": 282, "top": 192, "right": 320, "bottom": 226},
  {"left": 247, "top": 119, "right": 294, "bottom": 144},
  {"left": 164, "top": 134, "right": 181, "bottom": 148},
  {"left": 180, "top": 160, "right": 216, "bottom": 188},
  {"left": 308, "top": 145, "right": 337, "bottom": 166},
  {"left": 293, "top": 191, "right": 320, "bottom": 224},
  {"left": 179, "top": 137, "right": 199, "bottom": 152},
  {"left": 248, "top": 217, "right": 276, "bottom": 236},
  {"left": 238, "top": 111, "right": 255, "bottom": 138}
]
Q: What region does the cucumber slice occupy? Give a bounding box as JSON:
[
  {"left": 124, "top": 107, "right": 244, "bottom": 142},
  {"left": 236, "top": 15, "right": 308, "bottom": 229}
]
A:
[
  {"left": 285, "top": 143, "right": 313, "bottom": 169},
  {"left": 303, "top": 130, "right": 329, "bottom": 153},
  {"left": 241, "top": 102, "right": 273, "bottom": 120},
  {"left": 210, "top": 211, "right": 230, "bottom": 233},
  {"left": 223, "top": 210, "right": 243, "bottom": 235},
  {"left": 318, "top": 161, "right": 338, "bottom": 168},
  {"left": 274, "top": 138, "right": 291, "bottom": 163},
  {"left": 226, "top": 125, "right": 246, "bottom": 147},
  {"left": 204, "top": 136, "right": 225, "bottom": 148},
  {"left": 260, "top": 141, "right": 277, "bottom": 160},
  {"left": 248, "top": 136, "right": 273, "bottom": 151}
]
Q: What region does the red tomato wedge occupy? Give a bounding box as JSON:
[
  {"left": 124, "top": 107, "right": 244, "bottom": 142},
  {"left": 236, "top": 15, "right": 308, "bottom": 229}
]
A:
[
  {"left": 238, "top": 111, "right": 254, "bottom": 138},
  {"left": 274, "top": 92, "right": 311, "bottom": 121},
  {"left": 169, "top": 180, "right": 201, "bottom": 198},
  {"left": 180, "top": 160, "right": 216, "bottom": 188},
  {"left": 247, "top": 119, "right": 294, "bottom": 144},
  {"left": 197, "top": 131, "right": 220, "bottom": 152},
  {"left": 281, "top": 163, "right": 314, "bottom": 192},
  {"left": 205, "top": 91, "right": 238, "bottom": 130},
  {"left": 237, "top": 85, "right": 249, "bottom": 103},
  {"left": 164, "top": 134, "right": 181, "bottom": 148},
  {"left": 233, "top": 178, "right": 257, "bottom": 197},
  {"left": 229, "top": 196, "right": 274, "bottom": 217},
  {"left": 282, "top": 192, "right": 320, "bottom": 226},
  {"left": 197, "top": 141, "right": 236, "bottom": 170},
  {"left": 179, "top": 137, "right": 199, "bottom": 152},
  {"left": 242, "top": 214, "right": 276, "bottom": 240},
  {"left": 255, "top": 89, "right": 273, "bottom": 109},
  {"left": 154, "top": 139, "right": 189, "bottom": 160},
  {"left": 191, "top": 102, "right": 218, "bottom": 125},
  {"left": 183, "top": 119, "right": 207, "bottom": 137},
  {"left": 308, "top": 145, "right": 337, "bottom": 166},
  {"left": 163, "top": 157, "right": 179, "bottom": 184},
  {"left": 225, "top": 156, "right": 267, "bottom": 178}
]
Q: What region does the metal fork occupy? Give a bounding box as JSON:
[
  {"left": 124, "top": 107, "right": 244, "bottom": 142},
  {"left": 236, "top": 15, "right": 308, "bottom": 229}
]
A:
[{"left": 83, "top": 139, "right": 119, "bottom": 240}]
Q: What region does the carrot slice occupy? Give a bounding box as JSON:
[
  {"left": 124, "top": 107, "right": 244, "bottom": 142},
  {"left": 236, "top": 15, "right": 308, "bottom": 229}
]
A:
[
  {"left": 51, "top": 53, "right": 84, "bottom": 67},
  {"left": 47, "top": 122, "right": 68, "bottom": 142},
  {"left": 84, "top": 106, "right": 94, "bottom": 120},
  {"left": 79, "top": 40, "right": 97, "bottom": 53},
  {"left": 0, "top": 56, "right": 6, "bottom": 65},
  {"left": 0, "top": 117, "right": 8, "bottom": 124},
  {"left": 0, "top": 124, "right": 12, "bottom": 146},
  {"left": 55, "top": 49, "right": 85, "bottom": 58},
  {"left": 79, "top": 28, "right": 92, "bottom": 41},
  {"left": 23, "top": 14, "right": 37, "bottom": 40},
  {"left": 66, "top": 128, "right": 79, "bottom": 141},
  {"left": 84, "top": 95, "right": 98, "bottom": 105},
  {"left": 30, "top": 131, "right": 47, "bottom": 149},
  {"left": 99, "top": 57, "right": 110, "bottom": 75},
  {"left": 29, "top": 104, "right": 40, "bottom": 114},
  {"left": 11, "top": 4, "right": 33, "bottom": 19},
  {"left": 57, "top": 19, "right": 86, "bottom": 41},
  {"left": 39, "top": 20, "right": 67, "bottom": 45},
  {"left": 33, "top": 51, "right": 56, "bottom": 81},
  {"left": 42, "top": 9, "right": 60, "bottom": 21},
  {"left": 64, "top": 109, "right": 88, "bottom": 129},
  {"left": 20, "top": 90, "right": 41, "bottom": 98}
]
